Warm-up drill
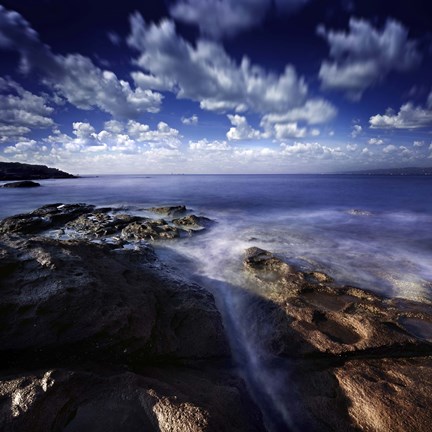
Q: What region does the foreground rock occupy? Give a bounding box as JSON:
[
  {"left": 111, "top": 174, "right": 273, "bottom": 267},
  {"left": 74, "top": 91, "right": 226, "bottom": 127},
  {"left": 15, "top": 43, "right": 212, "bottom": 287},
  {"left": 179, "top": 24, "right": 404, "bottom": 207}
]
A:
[
  {"left": 2, "top": 181, "right": 40, "bottom": 188},
  {"left": 244, "top": 246, "right": 432, "bottom": 431},
  {"left": 0, "top": 367, "right": 263, "bottom": 432},
  {"left": 148, "top": 205, "right": 187, "bottom": 217},
  {"left": 0, "top": 205, "right": 265, "bottom": 431},
  {"left": 0, "top": 235, "right": 229, "bottom": 363}
]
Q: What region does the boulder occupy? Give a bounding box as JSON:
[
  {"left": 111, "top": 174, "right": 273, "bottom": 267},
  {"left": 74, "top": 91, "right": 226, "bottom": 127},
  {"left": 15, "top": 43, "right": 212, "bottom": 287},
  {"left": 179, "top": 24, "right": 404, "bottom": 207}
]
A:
[
  {"left": 121, "top": 220, "right": 180, "bottom": 240},
  {"left": 172, "top": 214, "right": 214, "bottom": 229}
]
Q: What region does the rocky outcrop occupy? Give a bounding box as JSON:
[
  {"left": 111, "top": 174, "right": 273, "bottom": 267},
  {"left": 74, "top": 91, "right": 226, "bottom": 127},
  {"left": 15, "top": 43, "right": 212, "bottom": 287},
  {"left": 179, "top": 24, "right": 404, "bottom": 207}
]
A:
[
  {"left": 0, "top": 204, "right": 265, "bottom": 431},
  {"left": 243, "top": 246, "right": 432, "bottom": 431},
  {"left": 0, "top": 235, "right": 229, "bottom": 364},
  {"left": 0, "top": 203, "right": 95, "bottom": 234},
  {"left": 172, "top": 214, "right": 214, "bottom": 229},
  {"left": 0, "top": 162, "right": 75, "bottom": 181},
  {"left": 148, "top": 205, "right": 187, "bottom": 217},
  {"left": 121, "top": 220, "right": 180, "bottom": 240},
  {"left": 2, "top": 181, "right": 40, "bottom": 188}
]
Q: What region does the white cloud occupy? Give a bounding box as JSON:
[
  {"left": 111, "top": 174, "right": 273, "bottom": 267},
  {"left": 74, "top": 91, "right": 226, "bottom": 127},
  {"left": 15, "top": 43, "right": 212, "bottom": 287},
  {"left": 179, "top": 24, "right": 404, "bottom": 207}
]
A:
[
  {"left": 346, "top": 143, "right": 358, "bottom": 151},
  {"left": 127, "top": 14, "right": 309, "bottom": 115},
  {"left": 281, "top": 142, "right": 343, "bottom": 159},
  {"left": 4, "top": 139, "right": 37, "bottom": 154},
  {"left": 226, "top": 115, "right": 264, "bottom": 140},
  {"left": 369, "top": 102, "right": 432, "bottom": 129},
  {"left": 0, "top": 78, "right": 54, "bottom": 140},
  {"left": 413, "top": 140, "right": 424, "bottom": 147},
  {"left": 310, "top": 128, "right": 320, "bottom": 137},
  {"left": 351, "top": 124, "right": 362, "bottom": 138},
  {"left": 170, "top": 0, "right": 310, "bottom": 39},
  {"left": 0, "top": 6, "right": 162, "bottom": 118},
  {"left": 260, "top": 99, "right": 337, "bottom": 126},
  {"left": 368, "top": 138, "right": 384, "bottom": 145},
  {"left": 274, "top": 122, "right": 307, "bottom": 139},
  {"left": 318, "top": 18, "right": 421, "bottom": 99},
  {"left": 383, "top": 144, "right": 397, "bottom": 153},
  {"left": 181, "top": 115, "right": 199, "bottom": 125},
  {"left": 189, "top": 139, "right": 231, "bottom": 151}
]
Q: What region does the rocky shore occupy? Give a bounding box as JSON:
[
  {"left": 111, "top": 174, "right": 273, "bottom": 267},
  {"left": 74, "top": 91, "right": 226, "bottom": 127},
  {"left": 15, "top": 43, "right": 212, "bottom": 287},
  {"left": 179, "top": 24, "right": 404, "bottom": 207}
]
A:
[
  {"left": 0, "top": 162, "right": 75, "bottom": 181},
  {"left": 0, "top": 204, "right": 431, "bottom": 431}
]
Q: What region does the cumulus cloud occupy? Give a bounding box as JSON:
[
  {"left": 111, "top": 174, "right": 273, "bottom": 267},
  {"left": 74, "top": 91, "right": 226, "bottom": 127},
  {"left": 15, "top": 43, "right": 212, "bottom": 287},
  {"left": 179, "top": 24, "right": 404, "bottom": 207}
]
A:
[
  {"left": 181, "top": 115, "right": 199, "bottom": 125},
  {"left": 274, "top": 122, "right": 307, "bottom": 139},
  {"left": 260, "top": 99, "right": 337, "bottom": 127},
  {"left": 413, "top": 140, "right": 424, "bottom": 147},
  {"left": 0, "top": 77, "right": 54, "bottom": 140},
  {"left": 189, "top": 139, "right": 231, "bottom": 151},
  {"left": 368, "top": 138, "right": 384, "bottom": 145},
  {"left": 0, "top": 5, "right": 162, "bottom": 118},
  {"left": 369, "top": 102, "right": 432, "bottom": 129},
  {"left": 226, "top": 115, "right": 265, "bottom": 140},
  {"left": 351, "top": 124, "right": 362, "bottom": 138},
  {"left": 383, "top": 144, "right": 397, "bottom": 153},
  {"left": 318, "top": 18, "right": 421, "bottom": 99},
  {"left": 281, "top": 141, "right": 343, "bottom": 159},
  {"left": 170, "top": 0, "right": 310, "bottom": 39},
  {"left": 127, "top": 14, "right": 308, "bottom": 115}
]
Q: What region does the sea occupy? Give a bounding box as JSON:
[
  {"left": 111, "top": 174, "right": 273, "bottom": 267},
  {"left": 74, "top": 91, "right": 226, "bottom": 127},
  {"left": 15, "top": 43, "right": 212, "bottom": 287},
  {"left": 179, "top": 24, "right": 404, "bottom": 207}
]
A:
[
  {"left": 1, "top": 174, "right": 431, "bottom": 302},
  {"left": 2, "top": 173, "right": 432, "bottom": 431}
]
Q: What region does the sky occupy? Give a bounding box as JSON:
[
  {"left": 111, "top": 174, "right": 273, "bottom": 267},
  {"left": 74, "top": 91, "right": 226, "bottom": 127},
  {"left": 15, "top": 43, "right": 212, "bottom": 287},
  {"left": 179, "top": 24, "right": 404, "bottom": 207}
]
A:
[{"left": 0, "top": 0, "right": 431, "bottom": 174}]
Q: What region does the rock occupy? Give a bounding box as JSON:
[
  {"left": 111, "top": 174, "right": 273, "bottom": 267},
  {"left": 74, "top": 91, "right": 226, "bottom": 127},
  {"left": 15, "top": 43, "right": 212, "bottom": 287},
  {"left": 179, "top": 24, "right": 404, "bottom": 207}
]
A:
[
  {"left": 148, "top": 205, "right": 187, "bottom": 217},
  {"left": 172, "top": 214, "right": 214, "bottom": 229},
  {"left": 121, "top": 220, "right": 180, "bottom": 240},
  {"left": 0, "top": 203, "right": 95, "bottom": 234},
  {"left": 0, "top": 235, "right": 229, "bottom": 365},
  {"left": 2, "top": 181, "right": 41, "bottom": 188},
  {"left": 242, "top": 246, "right": 432, "bottom": 431},
  {"left": 65, "top": 212, "right": 142, "bottom": 238},
  {"left": 0, "top": 367, "right": 264, "bottom": 432}
]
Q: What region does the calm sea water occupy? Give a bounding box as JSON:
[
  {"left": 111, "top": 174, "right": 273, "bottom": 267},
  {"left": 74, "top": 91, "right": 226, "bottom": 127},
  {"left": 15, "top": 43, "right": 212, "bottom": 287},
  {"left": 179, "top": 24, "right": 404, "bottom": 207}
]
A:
[{"left": 1, "top": 174, "right": 432, "bottom": 301}]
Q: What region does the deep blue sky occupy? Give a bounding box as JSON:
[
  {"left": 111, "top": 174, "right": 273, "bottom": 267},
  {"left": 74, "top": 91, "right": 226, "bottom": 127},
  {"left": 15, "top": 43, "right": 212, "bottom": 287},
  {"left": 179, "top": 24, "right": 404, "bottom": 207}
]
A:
[{"left": 0, "top": 0, "right": 431, "bottom": 173}]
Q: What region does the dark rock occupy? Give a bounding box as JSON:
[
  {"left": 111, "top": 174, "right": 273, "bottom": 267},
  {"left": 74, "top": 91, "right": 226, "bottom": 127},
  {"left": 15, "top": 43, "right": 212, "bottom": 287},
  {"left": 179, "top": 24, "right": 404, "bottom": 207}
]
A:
[
  {"left": 0, "top": 235, "right": 229, "bottom": 364},
  {"left": 0, "top": 367, "right": 264, "bottom": 432},
  {"left": 66, "top": 212, "right": 143, "bottom": 238},
  {"left": 0, "top": 203, "right": 94, "bottom": 234},
  {"left": 172, "top": 214, "right": 214, "bottom": 229},
  {"left": 148, "top": 205, "right": 187, "bottom": 217},
  {"left": 121, "top": 220, "right": 180, "bottom": 240},
  {"left": 2, "top": 181, "right": 41, "bottom": 188},
  {"left": 0, "top": 162, "right": 75, "bottom": 181}
]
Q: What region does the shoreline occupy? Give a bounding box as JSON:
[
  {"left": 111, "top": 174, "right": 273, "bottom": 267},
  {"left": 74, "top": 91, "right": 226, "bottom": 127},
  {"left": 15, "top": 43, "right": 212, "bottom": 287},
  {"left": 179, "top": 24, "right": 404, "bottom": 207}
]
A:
[{"left": 0, "top": 203, "right": 431, "bottom": 431}]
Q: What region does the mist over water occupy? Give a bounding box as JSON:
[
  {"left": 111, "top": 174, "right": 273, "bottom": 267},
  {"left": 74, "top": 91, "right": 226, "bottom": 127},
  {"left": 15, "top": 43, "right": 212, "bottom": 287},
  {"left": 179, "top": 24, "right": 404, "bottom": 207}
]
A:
[{"left": 1, "top": 174, "right": 431, "bottom": 301}]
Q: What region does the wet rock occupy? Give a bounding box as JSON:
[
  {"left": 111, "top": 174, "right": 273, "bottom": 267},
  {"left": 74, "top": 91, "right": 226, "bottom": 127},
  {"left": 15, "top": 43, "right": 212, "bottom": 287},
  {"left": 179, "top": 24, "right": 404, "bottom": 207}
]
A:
[
  {"left": 148, "top": 205, "right": 187, "bottom": 217},
  {"left": 243, "top": 246, "right": 432, "bottom": 431},
  {"left": 172, "top": 214, "right": 214, "bottom": 229},
  {"left": 0, "top": 367, "right": 264, "bottom": 432},
  {"left": 0, "top": 203, "right": 94, "bottom": 235},
  {"left": 0, "top": 235, "right": 229, "bottom": 365},
  {"left": 121, "top": 220, "right": 180, "bottom": 240},
  {"left": 2, "top": 181, "right": 41, "bottom": 188},
  {"left": 66, "top": 212, "right": 142, "bottom": 237},
  {"left": 244, "top": 247, "right": 432, "bottom": 357}
]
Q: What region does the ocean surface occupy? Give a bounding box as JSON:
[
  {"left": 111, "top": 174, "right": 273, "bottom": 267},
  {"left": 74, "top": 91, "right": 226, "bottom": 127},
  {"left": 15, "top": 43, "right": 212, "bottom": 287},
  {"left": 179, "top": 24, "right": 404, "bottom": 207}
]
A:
[{"left": 1, "top": 174, "right": 431, "bottom": 302}]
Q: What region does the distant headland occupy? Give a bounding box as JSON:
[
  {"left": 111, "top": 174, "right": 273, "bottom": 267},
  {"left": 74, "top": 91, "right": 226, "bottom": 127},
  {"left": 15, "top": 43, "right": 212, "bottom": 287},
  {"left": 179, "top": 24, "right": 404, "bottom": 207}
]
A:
[{"left": 0, "top": 162, "right": 76, "bottom": 181}]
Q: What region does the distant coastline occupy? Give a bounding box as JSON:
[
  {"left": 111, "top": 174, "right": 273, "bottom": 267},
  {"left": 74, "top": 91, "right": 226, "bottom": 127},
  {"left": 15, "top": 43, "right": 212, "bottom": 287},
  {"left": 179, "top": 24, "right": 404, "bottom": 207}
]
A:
[
  {"left": 340, "top": 166, "right": 432, "bottom": 176},
  {"left": 0, "top": 162, "right": 76, "bottom": 181}
]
